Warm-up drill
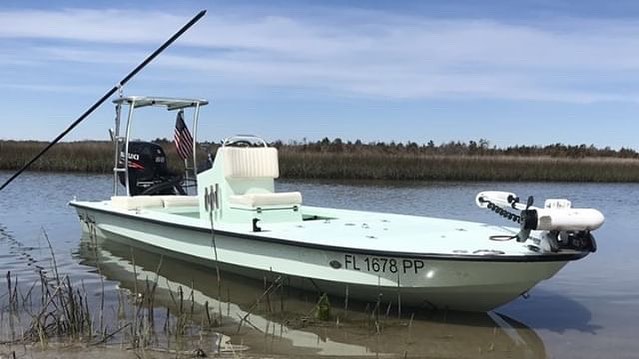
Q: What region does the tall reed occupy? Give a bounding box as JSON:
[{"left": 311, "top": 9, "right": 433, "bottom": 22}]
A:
[
  {"left": 2, "top": 140, "right": 639, "bottom": 182},
  {"left": 279, "top": 152, "right": 639, "bottom": 182}
]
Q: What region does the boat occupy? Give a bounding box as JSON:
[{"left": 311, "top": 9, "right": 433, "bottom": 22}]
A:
[{"left": 69, "top": 95, "right": 605, "bottom": 312}]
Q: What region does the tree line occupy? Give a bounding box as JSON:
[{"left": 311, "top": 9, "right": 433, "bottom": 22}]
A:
[
  {"left": 148, "top": 136, "right": 639, "bottom": 158},
  {"left": 263, "top": 138, "right": 638, "bottom": 158}
]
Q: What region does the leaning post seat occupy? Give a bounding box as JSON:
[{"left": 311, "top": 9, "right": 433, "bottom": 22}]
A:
[
  {"left": 111, "top": 195, "right": 198, "bottom": 210},
  {"left": 222, "top": 147, "right": 280, "bottom": 179},
  {"left": 228, "top": 192, "right": 302, "bottom": 207},
  {"left": 196, "top": 140, "right": 304, "bottom": 224},
  {"left": 220, "top": 146, "right": 303, "bottom": 209}
]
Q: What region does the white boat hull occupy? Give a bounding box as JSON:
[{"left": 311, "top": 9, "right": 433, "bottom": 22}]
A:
[{"left": 72, "top": 202, "right": 575, "bottom": 311}]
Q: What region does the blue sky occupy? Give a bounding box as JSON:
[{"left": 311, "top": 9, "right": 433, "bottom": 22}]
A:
[{"left": 2, "top": 1, "right": 639, "bottom": 149}]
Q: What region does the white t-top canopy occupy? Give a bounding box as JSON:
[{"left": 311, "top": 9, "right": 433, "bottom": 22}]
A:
[{"left": 113, "top": 96, "right": 209, "bottom": 111}]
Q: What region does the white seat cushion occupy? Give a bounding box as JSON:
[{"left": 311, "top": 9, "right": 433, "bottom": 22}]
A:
[
  {"left": 229, "top": 192, "right": 302, "bottom": 208},
  {"left": 161, "top": 196, "right": 198, "bottom": 208},
  {"left": 221, "top": 147, "right": 279, "bottom": 178},
  {"left": 111, "top": 196, "right": 164, "bottom": 210}
]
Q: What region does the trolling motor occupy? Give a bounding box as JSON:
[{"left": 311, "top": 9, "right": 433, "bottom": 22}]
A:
[{"left": 476, "top": 191, "right": 604, "bottom": 252}]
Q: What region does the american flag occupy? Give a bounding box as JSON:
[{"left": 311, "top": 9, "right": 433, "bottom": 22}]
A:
[{"left": 174, "top": 110, "right": 193, "bottom": 160}]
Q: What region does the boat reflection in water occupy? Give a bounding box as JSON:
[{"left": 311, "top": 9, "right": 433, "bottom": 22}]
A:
[{"left": 77, "top": 234, "right": 547, "bottom": 358}]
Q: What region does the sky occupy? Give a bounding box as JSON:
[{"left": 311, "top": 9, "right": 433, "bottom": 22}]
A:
[{"left": 2, "top": 1, "right": 639, "bottom": 149}]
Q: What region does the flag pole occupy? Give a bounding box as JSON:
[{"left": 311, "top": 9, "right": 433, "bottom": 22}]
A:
[
  {"left": 174, "top": 109, "right": 194, "bottom": 193},
  {"left": 0, "top": 9, "right": 207, "bottom": 192}
]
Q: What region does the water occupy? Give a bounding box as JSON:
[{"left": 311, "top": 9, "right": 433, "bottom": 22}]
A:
[{"left": 1, "top": 171, "right": 638, "bottom": 358}]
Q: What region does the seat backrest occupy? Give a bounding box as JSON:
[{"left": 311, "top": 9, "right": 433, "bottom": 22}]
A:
[{"left": 221, "top": 147, "right": 279, "bottom": 179}]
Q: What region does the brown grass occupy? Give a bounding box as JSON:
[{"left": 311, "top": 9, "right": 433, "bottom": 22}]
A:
[{"left": 2, "top": 140, "right": 639, "bottom": 182}]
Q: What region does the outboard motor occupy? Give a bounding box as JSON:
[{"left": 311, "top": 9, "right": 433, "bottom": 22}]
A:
[{"left": 118, "top": 142, "right": 184, "bottom": 196}]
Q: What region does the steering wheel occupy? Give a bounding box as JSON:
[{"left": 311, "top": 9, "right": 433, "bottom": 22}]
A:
[
  {"left": 225, "top": 139, "right": 254, "bottom": 147},
  {"left": 140, "top": 176, "right": 186, "bottom": 196}
]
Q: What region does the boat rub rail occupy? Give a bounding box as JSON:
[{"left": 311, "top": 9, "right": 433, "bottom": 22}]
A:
[{"left": 70, "top": 202, "right": 590, "bottom": 263}]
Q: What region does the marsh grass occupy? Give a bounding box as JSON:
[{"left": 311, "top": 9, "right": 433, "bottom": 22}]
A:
[
  {"left": 0, "top": 140, "right": 195, "bottom": 174},
  {"left": 2, "top": 140, "right": 639, "bottom": 181},
  {"left": 279, "top": 151, "right": 639, "bottom": 182},
  {"left": 0, "top": 141, "right": 114, "bottom": 173},
  {"left": 0, "top": 233, "right": 228, "bottom": 357}
]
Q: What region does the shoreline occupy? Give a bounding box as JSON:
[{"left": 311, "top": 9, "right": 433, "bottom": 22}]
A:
[{"left": 2, "top": 140, "right": 639, "bottom": 182}]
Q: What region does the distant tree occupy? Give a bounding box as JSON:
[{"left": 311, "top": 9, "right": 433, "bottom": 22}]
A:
[
  {"left": 468, "top": 140, "right": 478, "bottom": 153},
  {"left": 331, "top": 138, "right": 344, "bottom": 152}
]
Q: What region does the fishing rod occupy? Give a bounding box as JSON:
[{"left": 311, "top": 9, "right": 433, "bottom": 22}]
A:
[{"left": 0, "top": 9, "right": 207, "bottom": 192}]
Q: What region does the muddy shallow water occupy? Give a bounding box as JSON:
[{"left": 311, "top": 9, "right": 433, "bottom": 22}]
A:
[{"left": 1, "top": 171, "right": 638, "bottom": 358}]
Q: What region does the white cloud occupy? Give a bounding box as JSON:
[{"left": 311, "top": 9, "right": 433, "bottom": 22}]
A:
[
  {"left": 2, "top": 8, "right": 639, "bottom": 102},
  {"left": 0, "top": 82, "right": 99, "bottom": 93}
]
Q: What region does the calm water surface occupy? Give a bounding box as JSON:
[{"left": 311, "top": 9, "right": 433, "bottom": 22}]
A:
[{"left": 1, "top": 171, "right": 638, "bottom": 358}]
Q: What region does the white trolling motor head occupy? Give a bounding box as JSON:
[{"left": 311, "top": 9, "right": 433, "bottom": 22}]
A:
[{"left": 476, "top": 191, "right": 604, "bottom": 252}]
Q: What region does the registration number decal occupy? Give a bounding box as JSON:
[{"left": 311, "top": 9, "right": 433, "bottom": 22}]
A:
[{"left": 343, "top": 254, "right": 424, "bottom": 274}]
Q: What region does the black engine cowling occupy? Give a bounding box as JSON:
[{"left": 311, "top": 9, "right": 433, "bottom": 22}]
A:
[{"left": 118, "top": 142, "right": 184, "bottom": 196}]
